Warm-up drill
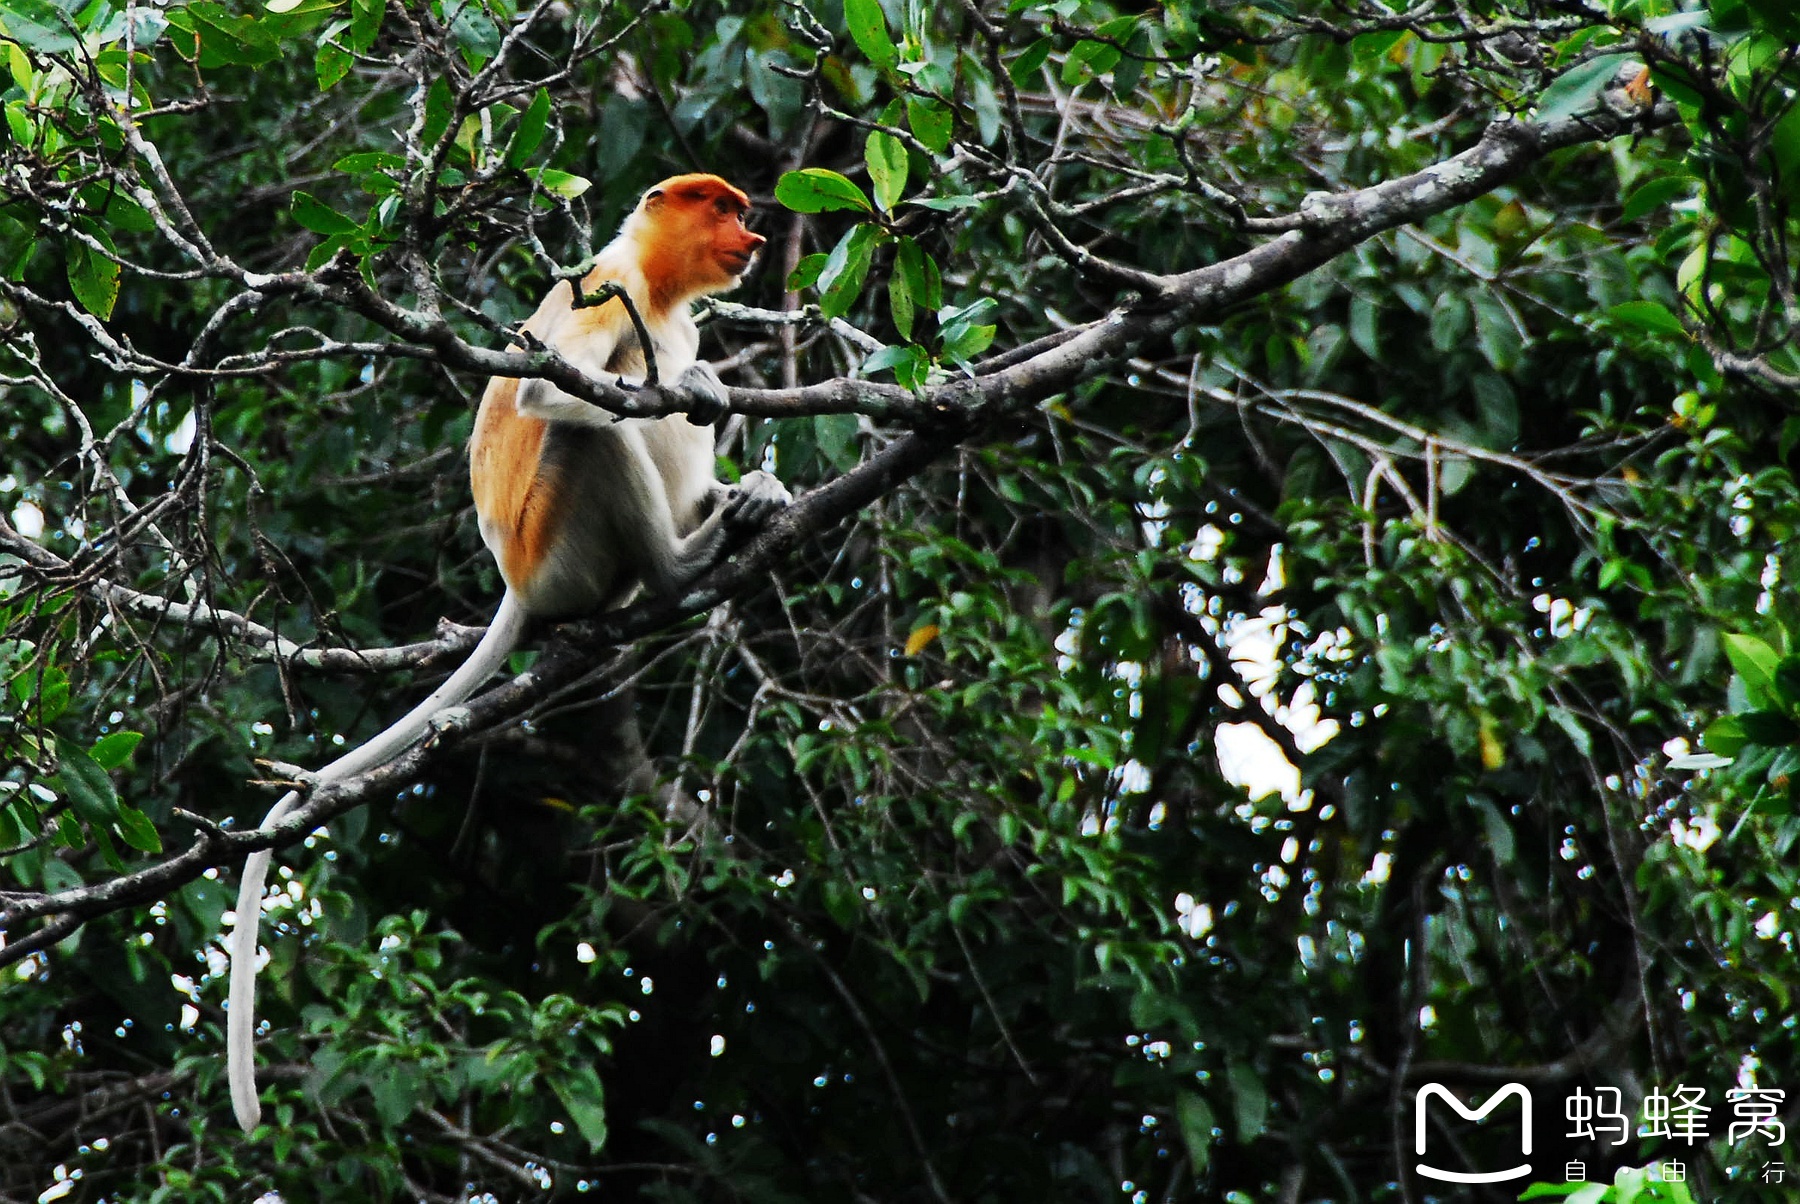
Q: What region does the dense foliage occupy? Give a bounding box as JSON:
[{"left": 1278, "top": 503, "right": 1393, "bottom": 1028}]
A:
[{"left": 2, "top": 0, "right": 1799, "bottom": 1200}]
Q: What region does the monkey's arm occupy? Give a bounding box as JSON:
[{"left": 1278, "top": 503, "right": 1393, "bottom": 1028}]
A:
[
  {"left": 643, "top": 469, "right": 791, "bottom": 595},
  {"left": 588, "top": 421, "right": 787, "bottom": 597},
  {"left": 515, "top": 361, "right": 729, "bottom": 429}
]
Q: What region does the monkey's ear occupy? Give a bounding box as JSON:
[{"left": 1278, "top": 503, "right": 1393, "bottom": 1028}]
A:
[{"left": 643, "top": 187, "right": 666, "bottom": 211}]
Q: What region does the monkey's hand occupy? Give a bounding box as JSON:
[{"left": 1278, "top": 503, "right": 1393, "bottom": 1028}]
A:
[
  {"left": 667, "top": 361, "right": 730, "bottom": 426},
  {"left": 719, "top": 470, "right": 792, "bottom": 528},
  {"left": 614, "top": 363, "right": 730, "bottom": 424}
]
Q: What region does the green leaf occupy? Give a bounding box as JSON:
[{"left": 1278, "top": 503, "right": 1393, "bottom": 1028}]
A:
[
  {"left": 526, "top": 167, "right": 590, "bottom": 199},
  {"left": 1622, "top": 174, "right": 1695, "bottom": 223},
  {"left": 1226, "top": 1060, "right": 1267, "bottom": 1142},
  {"left": 1770, "top": 104, "right": 1800, "bottom": 193},
  {"left": 1113, "top": 29, "right": 1148, "bottom": 99},
  {"left": 821, "top": 877, "right": 858, "bottom": 927},
  {"left": 1428, "top": 291, "right": 1469, "bottom": 352},
  {"left": 315, "top": 20, "right": 352, "bottom": 90},
  {"left": 910, "top": 238, "right": 940, "bottom": 310},
  {"left": 0, "top": 798, "right": 24, "bottom": 850},
  {"left": 333, "top": 151, "right": 405, "bottom": 174},
  {"left": 888, "top": 256, "right": 914, "bottom": 339},
  {"left": 1739, "top": 710, "right": 1799, "bottom": 746},
  {"left": 0, "top": 0, "right": 83, "bottom": 53},
  {"left": 907, "top": 194, "right": 984, "bottom": 212},
  {"left": 181, "top": 874, "right": 230, "bottom": 933},
  {"left": 66, "top": 227, "right": 120, "bottom": 320},
  {"left": 1470, "top": 294, "right": 1522, "bottom": 372},
  {"left": 906, "top": 97, "right": 953, "bottom": 155},
  {"left": 1703, "top": 715, "right": 1749, "bottom": 759},
  {"left": 5, "top": 100, "right": 34, "bottom": 150},
  {"left": 813, "top": 412, "right": 861, "bottom": 470},
  {"left": 1470, "top": 796, "right": 1516, "bottom": 864},
  {"left": 506, "top": 88, "right": 552, "bottom": 168},
  {"left": 939, "top": 297, "right": 997, "bottom": 364},
  {"left": 115, "top": 805, "right": 161, "bottom": 854},
  {"left": 1010, "top": 37, "right": 1053, "bottom": 86},
  {"left": 169, "top": 3, "right": 283, "bottom": 68},
  {"left": 11, "top": 663, "right": 69, "bottom": 721},
  {"left": 348, "top": 0, "right": 383, "bottom": 51},
  {"left": 421, "top": 75, "right": 454, "bottom": 147},
  {"left": 445, "top": 0, "right": 499, "bottom": 69},
  {"left": 1773, "top": 655, "right": 1800, "bottom": 706},
  {"left": 551, "top": 1066, "right": 609, "bottom": 1152},
  {"left": 775, "top": 168, "right": 873, "bottom": 215},
  {"left": 89, "top": 731, "right": 143, "bottom": 771},
  {"left": 367, "top": 1062, "right": 419, "bottom": 1126},
  {"left": 1609, "top": 300, "right": 1687, "bottom": 337},
  {"left": 82, "top": 184, "right": 154, "bottom": 232},
  {"left": 1349, "top": 292, "right": 1381, "bottom": 359},
  {"left": 55, "top": 746, "right": 121, "bottom": 830},
  {"left": 843, "top": 0, "right": 896, "bottom": 68},
  {"left": 291, "top": 190, "right": 358, "bottom": 235},
  {"left": 861, "top": 343, "right": 923, "bottom": 378},
  {"left": 42, "top": 853, "right": 83, "bottom": 892},
  {"left": 1537, "top": 53, "right": 1634, "bottom": 124},
  {"left": 788, "top": 252, "right": 828, "bottom": 291},
  {"left": 1742, "top": 0, "right": 1800, "bottom": 39},
  {"left": 818, "top": 223, "right": 879, "bottom": 318},
  {"left": 889, "top": 235, "right": 935, "bottom": 339},
  {"left": 940, "top": 307, "right": 996, "bottom": 364},
  {"left": 1174, "top": 1090, "right": 1214, "bottom": 1173},
  {"left": 865, "top": 130, "right": 907, "bottom": 212},
  {"left": 305, "top": 232, "right": 349, "bottom": 271},
  {"left": 1724, "top": 632, "right": 1780, "bottom": 704},
  {"left": 1766, "top": 746, "right": 1800, "bottom": 789},
  {"left": 1523, "top": 1183, "right": 1613, "bottom": 1200},
  {"left": 1063, "top": 37, "right": 1120, "bottom": 86}
]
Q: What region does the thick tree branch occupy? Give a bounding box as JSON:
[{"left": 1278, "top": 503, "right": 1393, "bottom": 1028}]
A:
[{"left": 738, "top": 111, "right": 1665, "bottom": 421}]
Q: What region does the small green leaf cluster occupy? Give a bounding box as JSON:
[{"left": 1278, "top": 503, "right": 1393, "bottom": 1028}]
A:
[
  {"left": 1698, "top": 631, "right": 1800, "bottom": 801},
  {"left": 1, "top": 634, "right": 156, "bottom": 878},
  {"left": 776, "top": 152, "right": 971, "bottom": 389}
]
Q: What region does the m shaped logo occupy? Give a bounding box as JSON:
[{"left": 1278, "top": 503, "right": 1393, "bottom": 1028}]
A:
[{"left": 1415, "top": 1082, "right": 1533, "bottom": 1184}]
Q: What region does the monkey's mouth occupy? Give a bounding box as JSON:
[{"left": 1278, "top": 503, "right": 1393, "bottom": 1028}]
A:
[{"left": 722, "top": 250, "right": 758, "bottom": 275}]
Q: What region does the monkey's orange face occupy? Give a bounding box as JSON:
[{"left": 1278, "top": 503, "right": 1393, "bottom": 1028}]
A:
[
  {"left": 703, "top": 190, "right": 765, "bottom": 284},
  {"left": 638, "top": 174, "right": 767, "bottom": 300}
]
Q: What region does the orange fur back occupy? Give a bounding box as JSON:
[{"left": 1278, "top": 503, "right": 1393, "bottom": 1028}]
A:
[{"left": 470, "top": 376, "right": 553, "bottom": 593}]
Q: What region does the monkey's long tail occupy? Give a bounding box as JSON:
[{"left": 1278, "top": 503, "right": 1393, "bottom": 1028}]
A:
[{"left": 227, "top": 590, "right": 530, "bottom": 1135}]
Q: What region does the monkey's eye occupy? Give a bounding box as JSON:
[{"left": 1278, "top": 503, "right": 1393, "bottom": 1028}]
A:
[{"left": 714, "top": 198, "right": 732, "bottom": 216}]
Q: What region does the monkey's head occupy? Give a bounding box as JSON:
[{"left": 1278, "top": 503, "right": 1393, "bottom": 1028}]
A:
[{"left": 632, "top": 174, "right": 766, "bottom": 299}]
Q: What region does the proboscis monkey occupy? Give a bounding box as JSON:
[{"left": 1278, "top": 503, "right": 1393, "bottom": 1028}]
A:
[{"left": 227, "top": 173, "right": 789, "bottom": 1134}]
